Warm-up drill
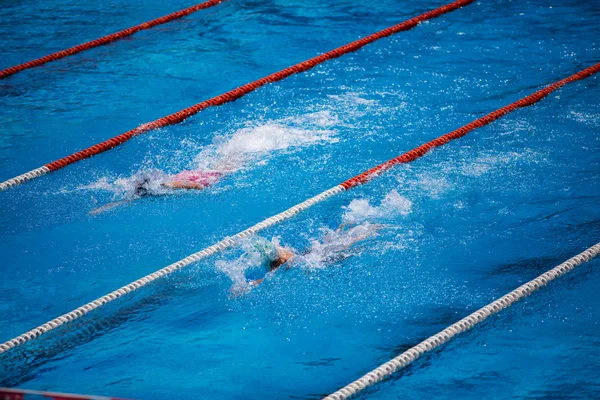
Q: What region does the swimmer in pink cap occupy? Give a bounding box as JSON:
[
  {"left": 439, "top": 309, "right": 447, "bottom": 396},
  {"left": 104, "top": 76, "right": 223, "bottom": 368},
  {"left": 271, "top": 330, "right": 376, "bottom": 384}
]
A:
[
  {"left": 90, "top": 163, "right": 233, "bottom": 215},
  {"left": 127, "top": 169, "right": 226, "bottom": 198}
]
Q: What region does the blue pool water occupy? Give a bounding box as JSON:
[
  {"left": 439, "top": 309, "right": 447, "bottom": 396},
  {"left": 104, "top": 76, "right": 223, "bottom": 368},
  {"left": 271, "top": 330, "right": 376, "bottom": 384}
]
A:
[{"left": 1, "top": 0, "right": 599, "bottom": 398}]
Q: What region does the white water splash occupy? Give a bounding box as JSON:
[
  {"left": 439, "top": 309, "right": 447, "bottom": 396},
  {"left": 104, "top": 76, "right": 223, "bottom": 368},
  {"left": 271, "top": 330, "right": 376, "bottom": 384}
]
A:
[
  {"left": 342, "top": 190, "right": 412, "bottom": 224},
  {"left": 193, "top": 111, "right": 338, "bottom": 171},
  {"left": 82, "top": 170, "right": 171, "bottom": 199},
  {"left": 299, "top": 222, "right": 381, "bottom": 270}
]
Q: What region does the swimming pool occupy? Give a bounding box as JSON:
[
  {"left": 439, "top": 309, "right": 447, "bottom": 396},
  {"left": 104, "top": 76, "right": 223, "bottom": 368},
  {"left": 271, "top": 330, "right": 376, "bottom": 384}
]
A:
[{"left": 1, "top": 0, "right": 599, "bottom": 398}]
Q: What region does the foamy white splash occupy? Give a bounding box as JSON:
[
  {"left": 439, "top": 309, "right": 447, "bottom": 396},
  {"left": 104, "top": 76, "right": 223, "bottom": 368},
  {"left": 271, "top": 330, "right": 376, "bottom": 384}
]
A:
[
  {"left": 83, "top": 169, "right": 171, "bottom": 199},
  {"left": 299, "top": 222, "right": 381, "bottom": 270},
  {"left": 194, "top": 111, "right": 338, "bottom": 170},
  {"left": 343, "top": 190, "right": 412, "bottom": 224}
]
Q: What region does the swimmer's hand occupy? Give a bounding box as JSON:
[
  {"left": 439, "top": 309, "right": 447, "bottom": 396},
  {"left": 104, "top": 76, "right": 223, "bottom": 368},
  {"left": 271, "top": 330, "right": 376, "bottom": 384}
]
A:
[{"left": 162, "top": 181, "right": 206, "bottom": 190}]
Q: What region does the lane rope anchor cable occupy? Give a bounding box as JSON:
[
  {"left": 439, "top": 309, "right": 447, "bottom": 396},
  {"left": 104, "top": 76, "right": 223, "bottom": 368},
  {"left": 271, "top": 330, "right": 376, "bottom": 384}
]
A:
[
  {"left": 0, "top": 0, "right": 223, "bottom": 80},
  {"left": 0, "top": 61, "right": 598, "bottom": 356},
  {"left": 0, "top": 0, "right": 476, "bottom": 192},
  {"left": 323, "top": 242, "right": 600, "bottom": 400}
]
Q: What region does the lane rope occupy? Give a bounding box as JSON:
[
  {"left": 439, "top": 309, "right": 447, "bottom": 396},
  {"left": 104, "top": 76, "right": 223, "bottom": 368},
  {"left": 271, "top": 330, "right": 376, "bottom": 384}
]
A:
[
  {"left": 0, "top": 0, "right": 223, "bottom": 80},
  {"left": 324, "top": 242, "right": 600, "bottom": 400},
  {"left": 0, "top": 0, "right": 475, "bottom": 192},
  {"left": 0, "top": 62, "right": 598, "bottom": 355}
]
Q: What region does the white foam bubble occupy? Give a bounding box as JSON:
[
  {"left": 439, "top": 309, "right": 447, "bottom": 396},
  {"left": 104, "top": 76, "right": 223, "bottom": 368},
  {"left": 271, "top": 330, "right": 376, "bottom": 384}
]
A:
[
  {"left": 83, "top": 170, "right": 170, "bottom": 199},
  {"left": 459, "top": 151, "right": 541, "bottom": 177},
  {"left": 328, "top": 92, "right": 377, "bottom": 106},
  {"left": 414, "top": 174, "right": 450, "bottom": 198},
  {"left": 82, "top": 177, "right": 113, "bottom": 191},
  {"left": 300, "top": 222, "right": 380, "bottom": 269},
  {"left": 219, "top": 123, "right": 333, "bottom": 156},
  {"left": 193, "top": 112, "right": 338, "bottom": 170},
  {"left": 215, "top": 257, "right": 247, "bottom": 286},
  {"left": 343, "top": 190, "right": 412, "bottom": 224},
  {"left": 288, "top": 110, "right": 340, "bottom": 127},
  {"left": 569, "top": 110, "right": 600, "bottom": 126}
]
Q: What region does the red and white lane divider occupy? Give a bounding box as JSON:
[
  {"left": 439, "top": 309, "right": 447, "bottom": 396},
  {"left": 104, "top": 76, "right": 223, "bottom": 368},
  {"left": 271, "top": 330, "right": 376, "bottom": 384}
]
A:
[
  {"left": 324, "top": 242, "right": 600, "bottom": 400},
  {"left": 0, "top": 62, "right": 598, "bottom": 356},
  {"left": 0, "top": 0, "right": 475, "bottom": 192},
  {"left": 0, "top": 0, "right": 223, "bottom": 80}
]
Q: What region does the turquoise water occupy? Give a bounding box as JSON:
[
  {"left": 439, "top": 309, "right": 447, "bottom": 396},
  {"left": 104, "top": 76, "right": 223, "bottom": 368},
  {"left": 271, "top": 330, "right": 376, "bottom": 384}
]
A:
[{"left": 1, "top": 0, "right": 599, "bottom": 398}]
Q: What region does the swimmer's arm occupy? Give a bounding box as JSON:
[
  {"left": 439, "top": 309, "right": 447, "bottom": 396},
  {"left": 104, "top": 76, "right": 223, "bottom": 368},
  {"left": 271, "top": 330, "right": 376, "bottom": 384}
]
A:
[
  {"left": 89, "top": 199, "right": 130, "bottom": 215},
  {"left": 249, "top": 278, "right": 264, "bottom": 287},
  {"left": 162, "top": 181, "right": 206, "bottom": 190}
]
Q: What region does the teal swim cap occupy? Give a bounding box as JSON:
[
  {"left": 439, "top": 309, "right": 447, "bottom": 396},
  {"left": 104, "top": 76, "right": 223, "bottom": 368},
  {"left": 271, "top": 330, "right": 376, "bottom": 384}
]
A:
[
  {"left": 244, "top": 238, "right": 279, "bottom": 281},
  {"left": 252, "top": 240, "right": 279, "bottom": 264}
]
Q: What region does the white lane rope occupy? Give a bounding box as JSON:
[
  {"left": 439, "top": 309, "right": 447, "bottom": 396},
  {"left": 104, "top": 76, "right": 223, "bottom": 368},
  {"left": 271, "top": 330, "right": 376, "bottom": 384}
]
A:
[
  {"left": 0, "top": 185, "right": 345, "bottom": 354},
  {"left": 0, "top": 166, "right": 50, "bottom": 191},
  {"left": 324, "top": 242, "right": 600, "bottom": 400}
]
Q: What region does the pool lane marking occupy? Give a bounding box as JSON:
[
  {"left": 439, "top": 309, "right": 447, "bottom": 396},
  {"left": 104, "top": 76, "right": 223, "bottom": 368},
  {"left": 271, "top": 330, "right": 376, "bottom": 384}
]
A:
[
  {"left": 0, "top": 0, "right": 223, "bottom": 80},
  {"left": 0, "top": 61, "right": 598, "bottom": 356},
  {"left": 324, "top": 242, "right": 600, "bottom": 400},
  {"left": 0, "top": 0, "right": 475, "bottom": 192}
]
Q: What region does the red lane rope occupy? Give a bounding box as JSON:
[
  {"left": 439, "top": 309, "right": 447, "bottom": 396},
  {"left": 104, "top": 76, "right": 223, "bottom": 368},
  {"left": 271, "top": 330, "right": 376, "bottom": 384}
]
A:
[
  {"left": 42, "top": 0, "right": 474, "bottom": 172},
  {"left": 341, "top": 62, "right": 600, "bottom": 189},
  {"left": 0, "top": 0, "right": 222, "bottom": 80}
]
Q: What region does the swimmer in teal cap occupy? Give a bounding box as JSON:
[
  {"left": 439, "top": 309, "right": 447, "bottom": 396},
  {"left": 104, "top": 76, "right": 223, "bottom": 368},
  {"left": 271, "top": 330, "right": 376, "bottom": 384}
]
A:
[
  {"left": 247, "top": 239, "right": 294, "bottom": 286},
  {"left": 246, "top": 223, "right": 381, "bottom": 288}
]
